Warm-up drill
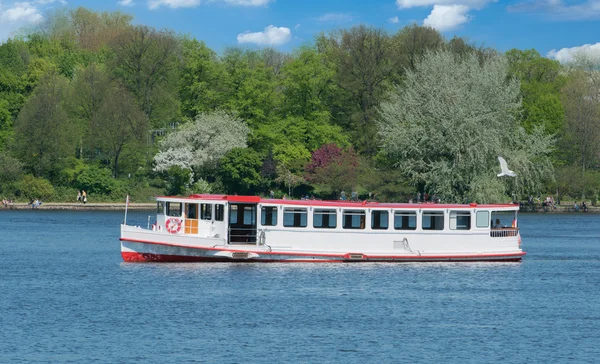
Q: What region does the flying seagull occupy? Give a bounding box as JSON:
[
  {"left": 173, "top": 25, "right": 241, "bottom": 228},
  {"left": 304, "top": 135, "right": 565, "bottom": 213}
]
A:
[{"left": 497, "top": 156, "right": 517, "bottom": 177}]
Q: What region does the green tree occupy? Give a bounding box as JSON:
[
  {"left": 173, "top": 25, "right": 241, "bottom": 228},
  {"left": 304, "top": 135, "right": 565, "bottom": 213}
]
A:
[
  {"left": 317, "top": 25, "right": 397, "bottom": 155},
  {"left": 69, "top": 62, "right": 112, "bottom": 158},
  {"left": 179, "top": 38, "right": 226, "bottom": 118},
  {"left": 506, "top": 49, "right": 566, "bottom": 135},
  {"left": 110, "top": 25, "right": 180, "bottom": 126},
  {"left": 561, "top": 69, "right": 600, "bottom": 176},
  {"left": 90, "top": 86, "right": 150, "bottom": 178},
  {"left": 12, "top": 72, "right": 76, "bottom": 179},
  {"left": 218, "top": 148, "right": 263, "bottom": 194},
  {"left": 75, "top": 165, "right": 116, "bottom": 195},
  {"left": 18, "top": 174, "right": 55, "bottom": 200},
  {"left": 379, "top": 51, "right": 554, "bottom": 203},
  {"left": 0, "top": 100, "right": 12, "bottom": 149},
  {"left": 393, "top": 24, "right": 445, "bottom": 72}
]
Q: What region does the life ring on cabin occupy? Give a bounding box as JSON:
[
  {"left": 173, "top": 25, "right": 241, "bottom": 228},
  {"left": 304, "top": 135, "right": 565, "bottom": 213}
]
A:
[{"left": 166, "top": 217, "right": 182, "bottom": 234}]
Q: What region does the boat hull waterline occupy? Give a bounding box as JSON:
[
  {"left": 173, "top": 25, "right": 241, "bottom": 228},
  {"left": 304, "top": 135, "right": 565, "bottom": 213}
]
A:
[{"left": 120, "top": 238, "right": 526, "bottom": 263}]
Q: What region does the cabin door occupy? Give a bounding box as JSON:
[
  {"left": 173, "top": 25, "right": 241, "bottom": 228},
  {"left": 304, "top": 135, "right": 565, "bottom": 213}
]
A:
[
  {"left": 228, "top": 203, "right": 257, "bottom": 244},
  {"left": 184, "top": 203, "right": 199, "bottom": 234}
]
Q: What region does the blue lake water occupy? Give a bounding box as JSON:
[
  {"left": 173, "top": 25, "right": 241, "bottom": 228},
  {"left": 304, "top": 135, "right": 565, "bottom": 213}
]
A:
[{"left": 0, "top": 210, "right": 599, "bottom": 363}]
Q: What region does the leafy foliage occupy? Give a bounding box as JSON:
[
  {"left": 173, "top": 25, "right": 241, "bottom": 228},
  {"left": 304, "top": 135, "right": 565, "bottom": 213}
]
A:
[
  {"left": 75, "top": 165, "right": 116, "bottom": 195},
  {"left": 153, "top": 110, "right": 249, "bottom": 173},
  {"left": 218, "top": 148, "right": 263, "bottom": 194},
  {"left": 18, "top": 175, "right": 55, "bottom": 200},
  {"left": 379, "top": 50, "right": 555, "bottom": 203}
]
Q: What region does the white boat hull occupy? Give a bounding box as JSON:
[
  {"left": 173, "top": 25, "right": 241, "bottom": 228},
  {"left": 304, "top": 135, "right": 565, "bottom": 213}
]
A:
[{"left": 120, "top": 226, "right": 525, "bottom": 263}]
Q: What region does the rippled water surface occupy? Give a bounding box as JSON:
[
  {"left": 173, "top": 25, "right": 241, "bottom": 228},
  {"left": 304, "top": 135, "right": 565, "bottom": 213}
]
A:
[{"left": 1, "top": 210, "right": 599, "bottom": 363}]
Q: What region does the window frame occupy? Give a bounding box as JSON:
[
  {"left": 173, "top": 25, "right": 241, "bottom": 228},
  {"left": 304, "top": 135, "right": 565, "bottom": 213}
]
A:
[
  {"left": 450, "top": 211, "right": 471, "bottom": 230},
  {"left": 371, "top": 210, "right": 389, "bottom": 230},
  {"left": 261, "top": 205, "right": 278, "bottom": 226},
  {"left": 422, "top": 211, "right": 445, "bottom": 231},
  {"left": 283, "top": 207, "right": 308, "bottom": 228},
  {"left": 342, "top": 209, "right": 366, "bottom": 230},
  {"left": 313, "top": 208, "right": 337, "bottom": 229},
  {"left": 393, "top": 210, "right": 417, "bottom": 230}
]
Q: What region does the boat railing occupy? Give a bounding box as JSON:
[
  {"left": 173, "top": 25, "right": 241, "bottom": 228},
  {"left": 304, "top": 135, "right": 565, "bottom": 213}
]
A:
[
  {"left": 228, "top": 227, "right": 258, "bottom": 244},
  {"left": 490, "top": 228, "right": 519, "bottom": 238}
]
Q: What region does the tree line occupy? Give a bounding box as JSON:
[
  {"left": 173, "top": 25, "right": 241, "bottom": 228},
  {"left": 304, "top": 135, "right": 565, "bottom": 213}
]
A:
[{"left": 0, "top": 7, "right": 598, "bottom": 204}]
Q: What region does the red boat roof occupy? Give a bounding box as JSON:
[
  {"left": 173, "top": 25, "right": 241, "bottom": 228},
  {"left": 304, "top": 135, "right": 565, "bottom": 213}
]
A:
[{"left": 156, "top": 194, "right": 518, "bottom": 209}]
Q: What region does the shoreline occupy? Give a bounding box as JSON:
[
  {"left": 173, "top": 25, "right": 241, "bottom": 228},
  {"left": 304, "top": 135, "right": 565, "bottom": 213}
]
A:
[{"left": 0, "top": 202, "right": 155, "bottom": 211}]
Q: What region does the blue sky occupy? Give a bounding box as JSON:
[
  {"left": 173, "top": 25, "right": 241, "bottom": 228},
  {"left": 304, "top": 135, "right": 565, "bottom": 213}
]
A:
[{"left": 1, "top": 0, "right": 599, "bottom": 62}]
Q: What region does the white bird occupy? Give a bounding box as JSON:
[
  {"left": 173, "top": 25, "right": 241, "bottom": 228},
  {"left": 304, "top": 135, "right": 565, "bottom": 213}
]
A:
[{"left": 497, "top": 156, "right": 517, "bottom": 177}]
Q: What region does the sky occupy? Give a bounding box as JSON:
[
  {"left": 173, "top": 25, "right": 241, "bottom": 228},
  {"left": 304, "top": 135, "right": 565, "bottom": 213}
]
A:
[{"left": 1, "top": 0, "right": 600, "bottom": 63}]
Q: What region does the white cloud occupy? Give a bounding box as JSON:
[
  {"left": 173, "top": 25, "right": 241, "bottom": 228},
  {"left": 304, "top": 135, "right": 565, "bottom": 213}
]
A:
[
  {"left": 508, "top": 0, "right": 600, "bottom": 20},
  {"left": 148, "top": 0, "right": 200, "bottom": 9},
  {"left": 148, "top": 0, "right": 273, "bottom": 9},
  {"left": 547, "top": 42, "right": 600, "bottom": 63},
  {"left": 237, "top": 25, "right": 291, "bottom": 46},
  {"left": 396, "top": 0, "right": 494, "bottom": 9},
  {"left": 423, "top": 4, "right": 470, "bottom": 31},
  {"left": 34, "top": 0, "right": 67, "bottom": 4},
  {"left": 388, "top": 16, "right": 400, "bottom": 23},
  {"left": 0, "top": 2, "right": 43, "bottom": 23},
  {"left": 118, "top": 0, "right": 135, "bottom": 6},
  {"left": 316, "top": 13, "right": 353, "bottom": 22}
]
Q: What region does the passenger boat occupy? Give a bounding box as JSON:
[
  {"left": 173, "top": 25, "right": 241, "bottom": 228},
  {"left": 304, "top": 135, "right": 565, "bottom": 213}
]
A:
[{"left": 120, "top": 194, "right": 524, "bottom": 263}]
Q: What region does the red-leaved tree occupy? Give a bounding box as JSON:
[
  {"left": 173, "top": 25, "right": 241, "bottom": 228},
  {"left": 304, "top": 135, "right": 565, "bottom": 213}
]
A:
[{"left": 305, "top": 144, "right": 360, "bottom": 196}]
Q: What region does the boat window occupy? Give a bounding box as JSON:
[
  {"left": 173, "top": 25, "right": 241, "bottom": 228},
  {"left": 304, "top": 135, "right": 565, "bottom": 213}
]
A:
[
  {"left": 283, "top": 208, "right": 307, "bottom": 228},
  {"left": 343, "top": 210, "right": 365, "bottom": 230},
  {"left": 156, "top": 201, "right": 165, "bottom": 214},
  {"left": 201, "top": 203, "right": 212, "bottom": 220},
  {"left": 243, "top": 206, "right": 256, "bottom": 225},
  {"left": 476, "top": 211, "right": 489, "bottom": 228},
  {"left": 314, "top": 209, "right": 337, "bottom": 228},
  {"left": 261, "top": 206, "right": 278, "bottom": 226},
  {"left": 371, "top": 210, "right": 389, "bottom": 230},
  {"left": 450, "top": 211, "right": 470, "bottom": 230},
  {"left": 422, "top": 211, "right": 444, "bottom": 230},
  {"left": 215, "top": 204, "right": 224, "bottom": 221},
  {"left": 229, "top": 205, "right": 238, "bottom": 224},
  {"left": 394, "top": 211, "right": 416, "bottom": 230},
  {"left": 187, "top": 204, "right": 198, "bottom": 219},
  {"left": 166, "top": 202, "right": 182, "bottom": 217}
]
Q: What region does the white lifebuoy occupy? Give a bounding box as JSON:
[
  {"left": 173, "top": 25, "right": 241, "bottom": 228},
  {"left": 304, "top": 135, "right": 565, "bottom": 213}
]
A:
[{"left": 166, "top": 217, "right": 182, "bottom": 234}]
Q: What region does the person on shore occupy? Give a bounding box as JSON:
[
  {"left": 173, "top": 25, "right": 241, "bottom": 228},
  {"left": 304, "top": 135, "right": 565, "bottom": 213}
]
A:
[
  {"left": 582, "top": 201, "right": 588, "bottom": 212},
  {"left": 77, "top": 190, "right": 81, "bottom": 202},
  {"left": 82, "top": 190, "right": 87, "bottom": 204}
]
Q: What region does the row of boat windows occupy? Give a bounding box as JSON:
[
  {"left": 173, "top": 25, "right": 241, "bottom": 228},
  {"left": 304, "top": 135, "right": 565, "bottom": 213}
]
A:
[
  {"left": 160, "top": 201, "right": 493, "bottom": 230},
  {"left": 261, "top": 207, "right": 491, "bottom": 230},
  {"left": 162, "top": 202, "right": 225, "bottom": 221}
]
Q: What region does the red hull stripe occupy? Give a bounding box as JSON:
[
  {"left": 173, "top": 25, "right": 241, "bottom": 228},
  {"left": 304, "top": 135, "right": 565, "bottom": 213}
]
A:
[
  {"left": 121, "top": 252, "right": 523, "bottom": 263},
  {"left": 120, "top": 238, "right": 526, "bottom": 261}
]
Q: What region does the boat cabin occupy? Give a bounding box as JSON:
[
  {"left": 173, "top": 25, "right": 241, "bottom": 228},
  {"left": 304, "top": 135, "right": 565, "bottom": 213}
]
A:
[{"left": 152, "top": 195, "right": 519, "bottom": 244}]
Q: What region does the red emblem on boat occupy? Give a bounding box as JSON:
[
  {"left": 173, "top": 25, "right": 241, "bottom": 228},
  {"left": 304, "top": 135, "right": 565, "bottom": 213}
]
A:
[{"left": 166, "top": 218, "right": 182, "bottom": 234}]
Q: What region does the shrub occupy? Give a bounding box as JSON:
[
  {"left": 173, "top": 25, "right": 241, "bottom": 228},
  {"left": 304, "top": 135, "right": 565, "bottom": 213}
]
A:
[
  {"left": 76, "top": 165, "right": 116, "bottom": 195},
  {"left": 18, "top": 175, "right": 55, "bottom": 201}
]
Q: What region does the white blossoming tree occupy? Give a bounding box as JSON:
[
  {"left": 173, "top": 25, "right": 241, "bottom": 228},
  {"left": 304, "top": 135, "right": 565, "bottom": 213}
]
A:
[
  {"left": 153, "top": 111, "right": 250, "bottom": 187},
  {"left": 378, "top": 51, "right": 554, "bottom": 203}
]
